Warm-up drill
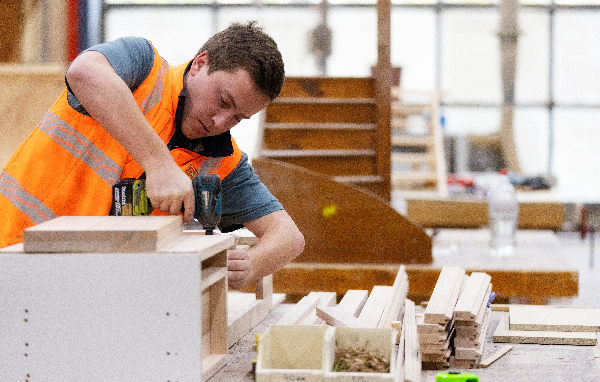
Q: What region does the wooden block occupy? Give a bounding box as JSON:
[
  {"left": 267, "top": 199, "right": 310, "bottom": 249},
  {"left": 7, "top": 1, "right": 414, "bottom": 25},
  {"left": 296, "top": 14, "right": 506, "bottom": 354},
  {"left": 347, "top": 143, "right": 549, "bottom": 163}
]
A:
[
  {"left": 479, "top": 344, "right": 514, "bottom": 368},
  {"left": 509, "top": 305, "right": 600, "bottom": 332},
  {"left": 275, "top": 292, "right": 321, "bottom": 325},
  {"left": 417, "top": 314, "right": 451, "bottom": 334},
  {"left": 421, "top": 361, "right": 449, "bottom": 370},
  {"left": 424, "top": 267, "right": 465, "bottom": 324},
  {"left": 453, "top": 272, "right": 491, "bottom": 321},
  {"left": 448, "top": 356, "right": 474, "bottom": 369},
  {"left": 494, "top": 315, "right": 597, "bottom": 345},
  {"left": 299, "top": 291, "right": 337, "bottom": 325},
  {"left": 337, "top": 289, "right": 369, "bottom": 317},
  {"left": 421, "top": 350, "right": 451, "bottom": 363},
  {"left": 316, "top": 306, "right": 369, "bottom": 328},
  {"left": 23, "top": 216, "right": 182, "bottom": 253},
  {"left": 230, "top": 228, "right": 259, "bottom": 246},
  {"left": 358, "top": 285, "right": 393, "bottom": 327}
]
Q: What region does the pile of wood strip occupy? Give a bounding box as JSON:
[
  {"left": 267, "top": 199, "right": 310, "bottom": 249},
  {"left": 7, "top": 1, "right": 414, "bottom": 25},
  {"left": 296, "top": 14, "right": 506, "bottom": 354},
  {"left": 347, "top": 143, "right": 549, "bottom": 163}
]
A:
[
  {"left": 451, "top": 272, "right": 492, "bottom": 368},
  {"left": 419, "top": 266, "right": 493, "bottom": 370}
]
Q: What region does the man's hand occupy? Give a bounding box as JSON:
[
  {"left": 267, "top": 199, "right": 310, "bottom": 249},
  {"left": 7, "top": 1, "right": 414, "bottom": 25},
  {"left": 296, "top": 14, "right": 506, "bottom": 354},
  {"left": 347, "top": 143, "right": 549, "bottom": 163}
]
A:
[
  {"left": 145, "top": 162, "right": 195, "bottom": 222},
  {"left": 227, "top": 248, "right": 252, "bottom": 290}
]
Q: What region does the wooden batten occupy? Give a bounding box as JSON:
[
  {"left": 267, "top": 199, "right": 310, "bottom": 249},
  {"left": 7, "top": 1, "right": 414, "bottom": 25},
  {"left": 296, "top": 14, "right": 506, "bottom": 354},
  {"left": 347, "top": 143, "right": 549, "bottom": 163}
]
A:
[
  {"left": 424, "top": 267, "right": 466, "bottom": 324},
  {"left": 358, "top": 285, "right": 393, "bottom": 328},
  {"left": 453, "top": 272, "right": 492, "bottom": 321},
  {"left": 316, "top": 306, "right": 369, "bottom": 328},
  {"left": 338, "top": 290, "right": 369, "bottom": 317},
  {"left": 402, "top": 299, "right": 421, "bottom": 382},
  {"left": 378, "top": 265, "right": 409, "bottom": 329}
]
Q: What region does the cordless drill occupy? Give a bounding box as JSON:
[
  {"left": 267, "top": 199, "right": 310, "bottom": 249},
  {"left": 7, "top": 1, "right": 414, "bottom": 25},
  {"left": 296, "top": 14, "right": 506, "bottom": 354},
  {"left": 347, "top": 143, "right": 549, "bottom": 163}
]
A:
[
  {"left": 191, "top": 172, "right": 222, "bottom": 235},
  {"left": 112, "top": 172, "right": 222, "bottom": 235}
]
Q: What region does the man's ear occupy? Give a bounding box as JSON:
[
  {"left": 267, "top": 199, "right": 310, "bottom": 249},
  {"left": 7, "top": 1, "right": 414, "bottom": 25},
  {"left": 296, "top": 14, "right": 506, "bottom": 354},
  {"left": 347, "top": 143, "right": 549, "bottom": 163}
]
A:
[{"left": 190, "top": 51, "right": 209, "bottom": 75}]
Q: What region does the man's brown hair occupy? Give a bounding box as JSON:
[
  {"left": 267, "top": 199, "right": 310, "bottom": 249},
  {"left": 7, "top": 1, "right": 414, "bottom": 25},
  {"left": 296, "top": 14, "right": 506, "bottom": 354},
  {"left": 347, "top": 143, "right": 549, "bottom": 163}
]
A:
[{"left": 197, "top": 21, "right": 285, "bottom": 101}]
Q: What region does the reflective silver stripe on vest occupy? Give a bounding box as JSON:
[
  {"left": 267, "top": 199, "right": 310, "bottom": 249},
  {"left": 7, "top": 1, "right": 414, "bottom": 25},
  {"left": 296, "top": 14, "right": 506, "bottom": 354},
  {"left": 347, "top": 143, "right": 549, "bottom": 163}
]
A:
[
  {"left": 0, "top": 171, "right": 58, "bottom": 224},
  {"left": 199, "top": 157, "right": 223, "bottom": 174},
  {"left": 38, "top": 111, "right": 122, "bottom": 186},
  {"left": 141, "top": 57, "right": 170, "bottom": 115}
]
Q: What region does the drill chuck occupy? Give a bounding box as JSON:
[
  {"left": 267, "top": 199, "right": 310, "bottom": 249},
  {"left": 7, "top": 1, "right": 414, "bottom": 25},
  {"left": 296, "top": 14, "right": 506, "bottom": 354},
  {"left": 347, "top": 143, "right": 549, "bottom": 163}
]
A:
[{"left": 192, "top": 173, "right": 222, "bottom": 235}]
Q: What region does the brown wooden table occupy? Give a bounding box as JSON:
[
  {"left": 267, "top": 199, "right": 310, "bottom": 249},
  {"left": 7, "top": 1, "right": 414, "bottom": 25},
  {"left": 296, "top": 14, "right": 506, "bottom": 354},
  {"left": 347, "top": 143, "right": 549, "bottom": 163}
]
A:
[{"left": 269, "top": 229, "right": 578, "bottom": 305}]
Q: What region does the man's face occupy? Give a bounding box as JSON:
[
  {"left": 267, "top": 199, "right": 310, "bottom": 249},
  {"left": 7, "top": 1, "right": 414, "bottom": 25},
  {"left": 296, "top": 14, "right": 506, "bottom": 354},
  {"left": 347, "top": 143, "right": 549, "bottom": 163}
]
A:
[{"left": 181, "top": 51, "right": 270, "bottom": 140}]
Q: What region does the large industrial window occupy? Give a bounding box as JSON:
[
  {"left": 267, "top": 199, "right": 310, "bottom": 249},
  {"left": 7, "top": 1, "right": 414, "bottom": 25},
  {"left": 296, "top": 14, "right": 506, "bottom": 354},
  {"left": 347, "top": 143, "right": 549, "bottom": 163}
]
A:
[{"left": 101, "top": 0, "right": 600, "bottom": 201}]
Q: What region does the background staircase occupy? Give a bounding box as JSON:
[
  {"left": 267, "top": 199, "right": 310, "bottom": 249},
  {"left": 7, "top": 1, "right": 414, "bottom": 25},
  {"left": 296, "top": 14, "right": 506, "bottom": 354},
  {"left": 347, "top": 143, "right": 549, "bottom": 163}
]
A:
[
  {"left": 390, "top": 89, "right": 447, "bottom": 196},
  {"left": 258, "top": 77, "right": 388, "bottom": 200}
]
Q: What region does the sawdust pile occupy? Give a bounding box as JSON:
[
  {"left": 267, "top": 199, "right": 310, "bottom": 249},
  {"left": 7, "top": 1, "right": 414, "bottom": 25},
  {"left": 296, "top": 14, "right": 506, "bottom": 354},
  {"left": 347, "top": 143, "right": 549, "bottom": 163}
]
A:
[{"left": 333, "top": 346, "right": 390, "bottom": 373}]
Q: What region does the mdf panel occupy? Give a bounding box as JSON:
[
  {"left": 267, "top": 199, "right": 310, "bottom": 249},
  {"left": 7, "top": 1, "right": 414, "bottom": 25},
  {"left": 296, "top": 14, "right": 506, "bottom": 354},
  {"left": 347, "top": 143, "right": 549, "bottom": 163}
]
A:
[{"left": 0, "top": 254, "right": 203, "bottom": 381}]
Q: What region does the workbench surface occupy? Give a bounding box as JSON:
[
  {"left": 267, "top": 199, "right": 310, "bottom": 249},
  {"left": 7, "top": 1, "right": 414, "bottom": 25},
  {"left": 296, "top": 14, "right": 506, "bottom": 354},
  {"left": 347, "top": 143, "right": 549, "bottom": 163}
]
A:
[{"left": 207, "top": 304, "right": 600, "bottom": 382}]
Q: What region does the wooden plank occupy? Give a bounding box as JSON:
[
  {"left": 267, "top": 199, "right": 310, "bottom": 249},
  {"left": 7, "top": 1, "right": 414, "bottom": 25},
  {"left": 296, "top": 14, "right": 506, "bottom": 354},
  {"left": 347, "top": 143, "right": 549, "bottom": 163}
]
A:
[
  {"left": 23, "top": 216, "right": 183, "bottom": 253},
  {"left": 277, "top": 77, "right": 374, "bottom": 99},
  {"left": 453, "top": 272, "right": 491, "bottom": 321},
  {"left": 509, "top": 305, "right": 600, "bottom": 332},
  {"left": 263, "top": 127, "right": 375, "bottom": 151},
  {"left": 265, "top": 103, "right": 375, "bottom": 124},
  {"left": 479, "top": 344, "right": 514, "bottom": 368},
  {"left": 358, "top": 285, "right": 393, "bottom": 328},
  {"left": 378, "top": 265, "right": 409, "bottom": 329},
  {"left": 494, "top": 316, "right": 597, "bottom": 345},
  {"left": 337, "top": 290, "right": 369, "bottom": 317},
  {"left": 402, "top": 299, "right": 421, "bottom": 382},
  {"left": 275, "top": 292, "right": 321, "bottom": 326},
  {"left": 424, "top": 267, "right": 465, "bottom": 324},
  {"left": 298, "top": 291, "right": 337, "bottom": 325},
  {"left": 405, "top": 197, "right": 564, "bottom": 230},
  {"left": 315, "top": 306, "right": 369, "bottom": 328}
]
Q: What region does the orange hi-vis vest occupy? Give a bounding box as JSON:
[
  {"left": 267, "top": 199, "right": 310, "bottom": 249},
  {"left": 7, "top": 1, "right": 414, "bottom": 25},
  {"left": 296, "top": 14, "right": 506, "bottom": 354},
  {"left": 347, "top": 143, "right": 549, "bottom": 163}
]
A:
[{"left": 0, "top": 46, "right": 243, "bottom": 248}]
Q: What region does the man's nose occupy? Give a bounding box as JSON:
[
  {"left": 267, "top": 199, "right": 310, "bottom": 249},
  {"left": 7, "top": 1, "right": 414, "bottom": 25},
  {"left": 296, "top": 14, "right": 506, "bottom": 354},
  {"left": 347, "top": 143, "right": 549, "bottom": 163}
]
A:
[{"left": 213, "top": 111, "right": 235, "bottom": 130}]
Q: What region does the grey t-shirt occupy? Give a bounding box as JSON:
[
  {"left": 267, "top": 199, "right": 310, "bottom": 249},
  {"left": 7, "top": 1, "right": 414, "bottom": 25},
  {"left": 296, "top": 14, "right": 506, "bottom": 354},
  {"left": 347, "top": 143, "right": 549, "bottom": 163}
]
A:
[{"left": 67, "top": 36, "right": 283, "bottom": 230}]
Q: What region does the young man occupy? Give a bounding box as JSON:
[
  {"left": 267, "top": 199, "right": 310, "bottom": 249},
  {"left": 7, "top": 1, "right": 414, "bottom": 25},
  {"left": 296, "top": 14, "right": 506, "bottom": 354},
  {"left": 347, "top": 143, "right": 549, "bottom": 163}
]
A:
[{"left": 0, "top": 22, "right": 304, "bottom": 289}]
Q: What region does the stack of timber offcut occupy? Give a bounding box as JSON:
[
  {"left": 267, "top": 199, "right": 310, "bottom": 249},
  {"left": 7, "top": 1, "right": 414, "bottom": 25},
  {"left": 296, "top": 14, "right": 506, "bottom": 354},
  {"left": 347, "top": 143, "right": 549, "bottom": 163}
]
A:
[
  {"left": 419, "top": 267, "right": 494, "bottom": 370},
  {"left": 451, "top": 272, "right": 492, "bottom": 368},
  {"left": 419, "top": 267, "right": 465, "bottom": 369}
]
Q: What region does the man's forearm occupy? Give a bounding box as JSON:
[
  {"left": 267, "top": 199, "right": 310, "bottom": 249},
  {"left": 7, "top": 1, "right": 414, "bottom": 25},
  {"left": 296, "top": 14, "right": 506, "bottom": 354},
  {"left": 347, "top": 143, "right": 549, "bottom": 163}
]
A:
[{"left": 244, "top": 210, "right": 305, "bottom": 282}]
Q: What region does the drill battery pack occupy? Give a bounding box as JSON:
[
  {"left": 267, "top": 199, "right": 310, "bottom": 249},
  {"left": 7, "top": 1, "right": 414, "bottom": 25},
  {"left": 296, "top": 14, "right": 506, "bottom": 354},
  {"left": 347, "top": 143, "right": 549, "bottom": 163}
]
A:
[{"left": 112, "top": 178, "right": 150, "bottom": 216}]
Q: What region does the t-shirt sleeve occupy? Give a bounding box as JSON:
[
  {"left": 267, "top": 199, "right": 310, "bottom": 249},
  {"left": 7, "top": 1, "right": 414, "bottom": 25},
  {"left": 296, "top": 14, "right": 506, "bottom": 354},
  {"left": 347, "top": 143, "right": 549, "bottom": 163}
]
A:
[
  {"left": 66, "top": 37, "right": 155, "bottom": 114},
  {"left": 219, "top": 152, "right": 284, "bottom": 230}
]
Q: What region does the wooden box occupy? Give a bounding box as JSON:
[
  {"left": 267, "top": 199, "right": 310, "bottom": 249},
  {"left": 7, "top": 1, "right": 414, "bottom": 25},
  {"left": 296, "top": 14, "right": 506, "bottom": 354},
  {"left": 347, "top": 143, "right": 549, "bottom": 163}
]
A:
[
  {"left": 326, "top": 327, "right": 398, "bottom": 382},
  {"left": 255, "top": 325, "right": 398, "bottom": 382},
  {"left": 256, "top": 325, "right": 335, "bottom": 382},
  {"left": 0, "top": 216, "right": 233, "bottom": 382}
]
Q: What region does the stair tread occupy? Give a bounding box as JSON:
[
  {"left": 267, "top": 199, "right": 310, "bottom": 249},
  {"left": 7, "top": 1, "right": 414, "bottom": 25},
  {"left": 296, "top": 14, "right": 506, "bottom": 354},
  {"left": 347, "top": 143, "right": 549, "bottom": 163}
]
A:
[
  {"left": 261, "top": 149, "right": 376, "bottom": 157},
  {"left": 332, "top": 175, "right": 384, "bottom": 183},
  {"left": 264, "top": 122, "right": 376, "bottom": 130},
  {"left": 273, "top": 97, "right": 376, "bottom": 104},
  {"left": 392, "top": 135, "right": 434, "bottom": 146},
  {"left": 392, "top": 152, "right": 436, "bottom": 163}
]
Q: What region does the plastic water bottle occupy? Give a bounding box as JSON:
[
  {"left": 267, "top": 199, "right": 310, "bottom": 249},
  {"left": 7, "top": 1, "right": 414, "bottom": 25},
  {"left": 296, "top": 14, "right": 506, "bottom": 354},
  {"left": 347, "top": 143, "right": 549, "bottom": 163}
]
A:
[{"left": 487, "top": 171, "right": 518, "bottom": 258}]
